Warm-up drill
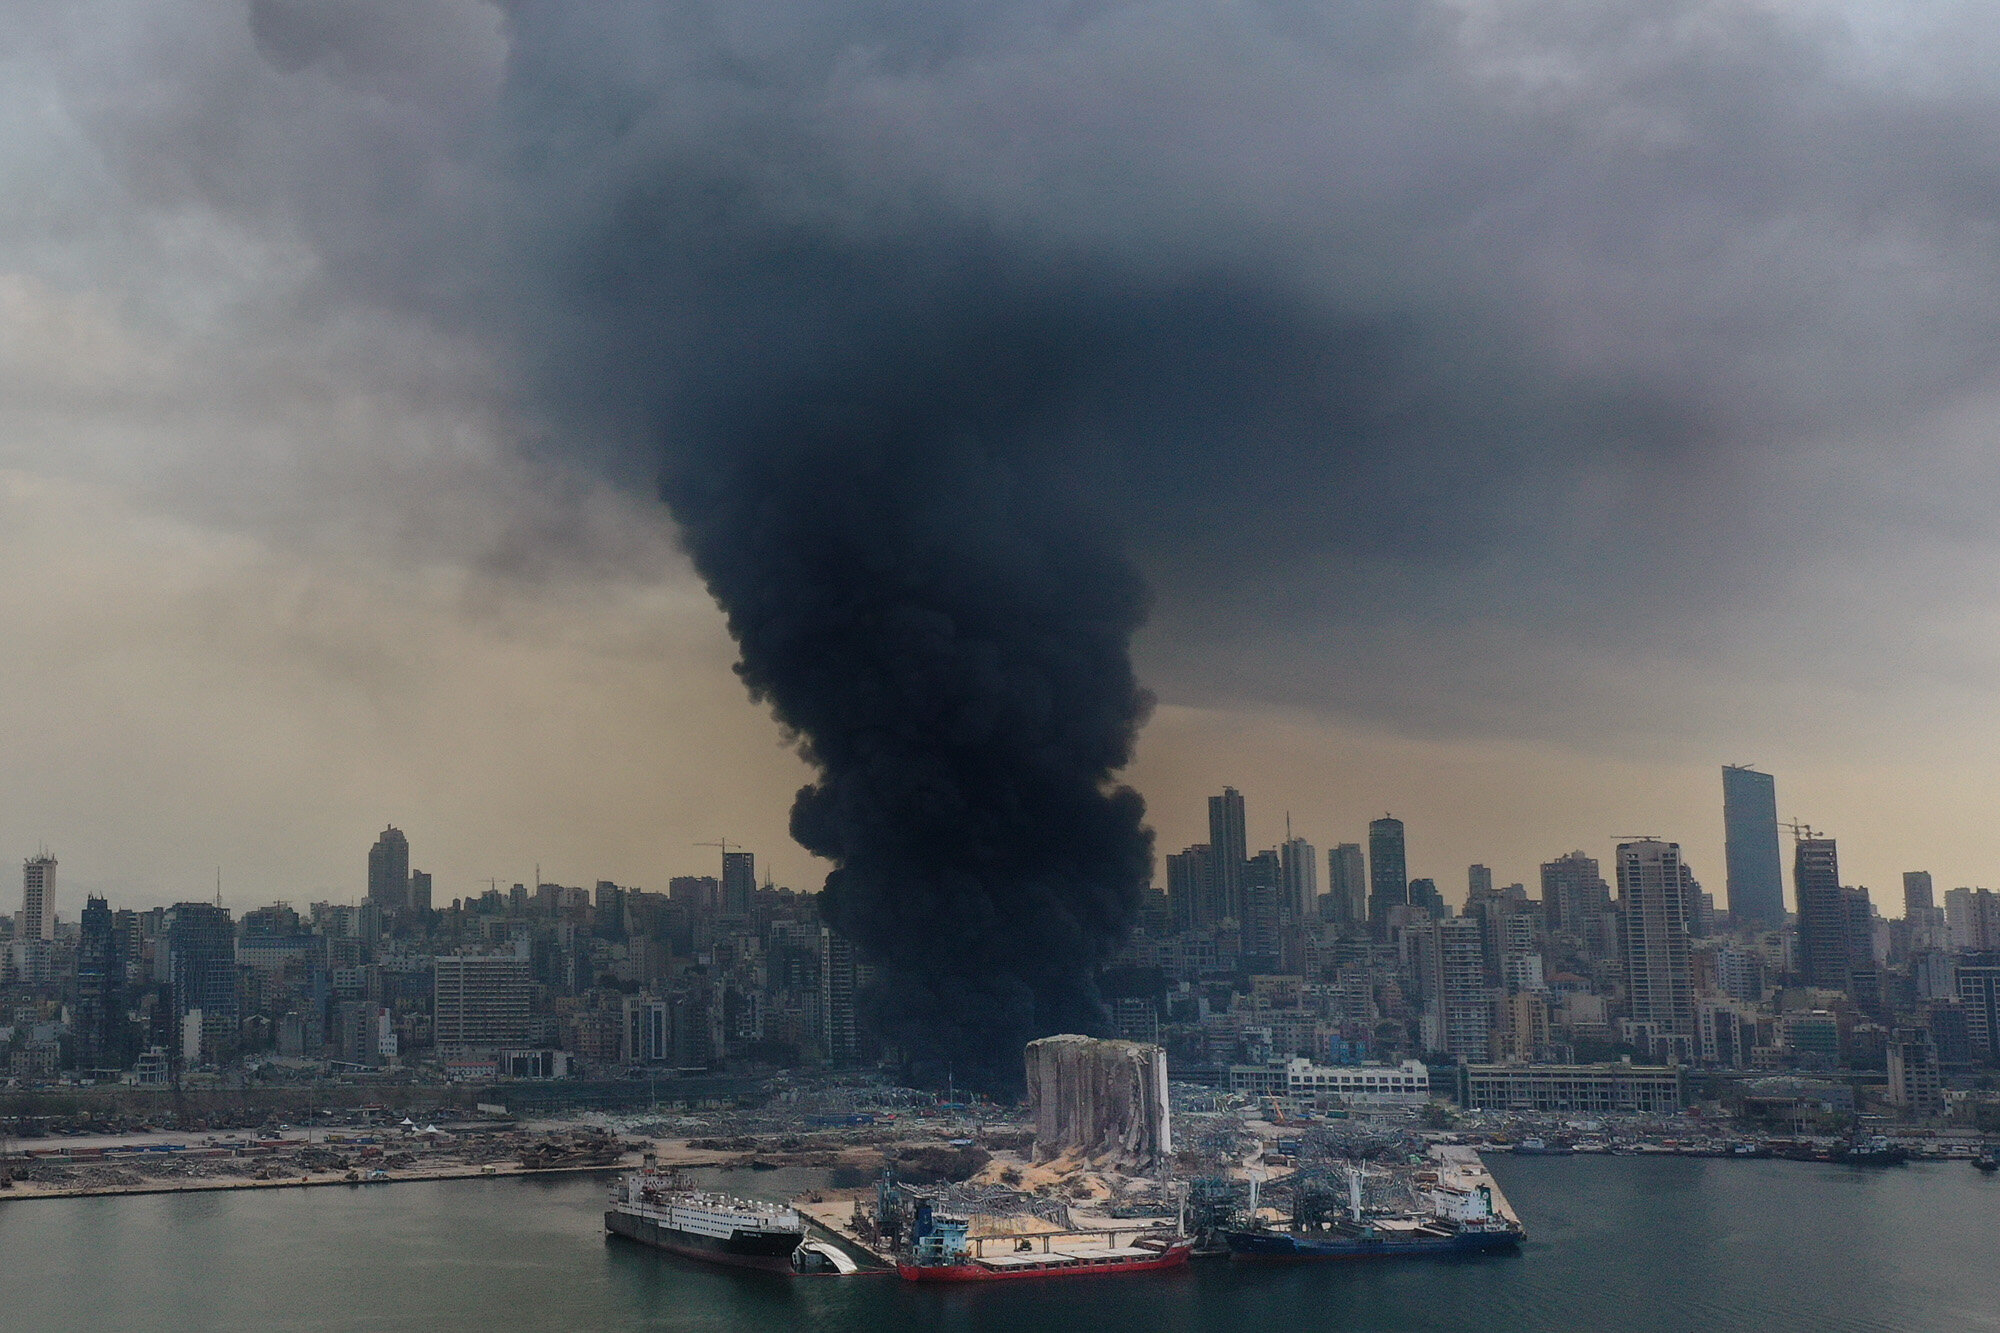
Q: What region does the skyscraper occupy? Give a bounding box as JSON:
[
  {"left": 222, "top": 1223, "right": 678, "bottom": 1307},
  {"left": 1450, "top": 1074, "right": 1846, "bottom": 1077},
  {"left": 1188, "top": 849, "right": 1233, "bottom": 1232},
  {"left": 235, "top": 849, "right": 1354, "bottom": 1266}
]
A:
[
  {"left": 1467, "top": 865, "right": 1495, "bottom": 900},
  {"left": 20, "top": 855, "right": 55, "bottom": 942},
  {"left": 1166, "top": 845, "right": 1215, "bottom": 932},
  {"left": 1617, "top": 839, "right": 1695, "bottom": 1062},
  {"left": 1241, "top": 850, "right": 1283, "bottom": 966},
  {"left": 721, "top": 851, "right": 756, "bottom": 918},
  {"left": 1279, "top": 836, "right": 1318, "bottom": 919},
  {"left": 1325, "top": 843, "right": 1366, "bottom": 925},
  {"left": 820, "top": 925, "right": 861, "bottom": 1065},
  {"left": 1793, "top": 832, "right": 1849, "bottom": 990},
  {"left": 1417, "top": 916, "right": 1493, "bottom": 1060},
  {"left": 368, "top": 827, "right": 410, "bottom": 912},
  {"left": 1541, "top": 850, "right": 1611, "bottom": 939},
  {"left": 165, "top": 901, "right": 239, "bottom": 1060},
  {"left": 1208, "top": 788, "right": 1247, "bottom": 920},
  {"left": 1904, "top": 871, "right": 1935, "bottom": 917},
  {"left": 1722, "top": 765, "right": 1785, "bottom": 928},
  {"left": 74, "top": 895, "right": 124, "bottom": 1070},
  {"left": 1368, "top": 817, "right": 1408, "bottom": 927}
]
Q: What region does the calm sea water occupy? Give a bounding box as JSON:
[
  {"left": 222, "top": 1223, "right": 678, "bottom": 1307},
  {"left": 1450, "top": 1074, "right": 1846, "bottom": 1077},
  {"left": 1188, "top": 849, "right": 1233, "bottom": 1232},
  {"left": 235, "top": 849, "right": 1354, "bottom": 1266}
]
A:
[{"left": 2, "top": 1156, "right": 1995, "bottom": 1331}]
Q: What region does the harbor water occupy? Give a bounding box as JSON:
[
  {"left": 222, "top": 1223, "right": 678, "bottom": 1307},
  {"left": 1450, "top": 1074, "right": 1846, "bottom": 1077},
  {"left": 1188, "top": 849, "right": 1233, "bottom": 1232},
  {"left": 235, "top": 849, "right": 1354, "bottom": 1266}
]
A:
[{"left": 2, "top": 1156, "right": 1995, "bottom": 1330}]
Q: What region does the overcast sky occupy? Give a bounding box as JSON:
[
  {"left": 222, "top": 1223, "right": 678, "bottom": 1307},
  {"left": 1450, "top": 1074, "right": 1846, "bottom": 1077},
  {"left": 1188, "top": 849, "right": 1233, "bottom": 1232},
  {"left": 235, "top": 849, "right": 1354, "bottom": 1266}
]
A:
[{"left": 10, "top": 0, "right": 2000, "bottom": 913}]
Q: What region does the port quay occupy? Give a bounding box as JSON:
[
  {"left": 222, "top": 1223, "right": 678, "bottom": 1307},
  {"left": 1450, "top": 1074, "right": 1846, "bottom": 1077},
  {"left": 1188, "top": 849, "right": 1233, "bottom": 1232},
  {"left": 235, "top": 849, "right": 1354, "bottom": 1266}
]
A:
[{"left": 596, "top": 1036, "right": 1523, "bottom": 1282}]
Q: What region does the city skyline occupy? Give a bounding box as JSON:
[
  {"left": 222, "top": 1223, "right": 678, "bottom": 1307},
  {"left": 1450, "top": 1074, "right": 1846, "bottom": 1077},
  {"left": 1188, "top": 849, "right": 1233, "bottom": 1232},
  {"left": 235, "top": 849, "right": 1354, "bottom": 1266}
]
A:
[
  {"left": 18, "top": 7, "right": 2000, "bottom": 934},
  {"left": 13, "top": 754, "right": 2000, "bottom": 921}
]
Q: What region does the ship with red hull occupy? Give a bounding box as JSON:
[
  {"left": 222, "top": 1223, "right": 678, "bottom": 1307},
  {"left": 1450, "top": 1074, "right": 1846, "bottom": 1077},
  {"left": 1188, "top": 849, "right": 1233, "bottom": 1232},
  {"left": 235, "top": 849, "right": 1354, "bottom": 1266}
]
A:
[{"left": 895, "top": 1199, "right": 1192, "bottom": 1282}]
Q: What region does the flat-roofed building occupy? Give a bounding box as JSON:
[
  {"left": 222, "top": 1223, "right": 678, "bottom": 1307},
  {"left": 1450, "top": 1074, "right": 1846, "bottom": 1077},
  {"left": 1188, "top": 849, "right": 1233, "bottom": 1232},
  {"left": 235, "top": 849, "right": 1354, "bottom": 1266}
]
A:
[
  {"left": 433, "top": 948, "right": 532, "bottom": 1048},
  {"left": 1462, "top": 1061, "right": 1682, "bottom": 1113},
  {"left": 1228, "top": 1057, "right": 1431, "bottom": 1105}
]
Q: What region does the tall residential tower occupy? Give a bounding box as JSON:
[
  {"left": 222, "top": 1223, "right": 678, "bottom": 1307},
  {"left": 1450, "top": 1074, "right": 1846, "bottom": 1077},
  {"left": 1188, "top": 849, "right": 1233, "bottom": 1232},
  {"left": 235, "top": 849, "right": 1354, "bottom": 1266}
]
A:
[
  {"left": 1368, "top": 816, "right": 1409, "bottom": 928},
  {"left": 1208, "top": 788, "right": 1247, "bottom": 921},
  {"left": 20, "top": 855, "right": 55, "bottom": 942},
  {"left": 1722, "top": 765, "right": 1785, "bottom": 928},
  {"left": 368, "top": 827, "right": 411, "bottom": 913},
  {"left": 1616, "top": 839, "right": 1695, "bottom": 1062}
]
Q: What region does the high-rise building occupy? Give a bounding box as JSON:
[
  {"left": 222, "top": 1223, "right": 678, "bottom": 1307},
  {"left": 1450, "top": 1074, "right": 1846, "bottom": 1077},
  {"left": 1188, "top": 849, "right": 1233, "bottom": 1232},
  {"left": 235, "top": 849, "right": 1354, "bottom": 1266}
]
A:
[
  {"left": 1945, "top": 887, "right": 2000, "bottom": 951},
  {"left": 1617, "top": 840, "right": 1695, "bottom": 1063},
  {"left": 165, "top": 902, "right": 238, "bottom": 1060},
  {"left": 1409, "top": 878, "right": 1446, "bottom": 917},
  {"left": 1417, "top": 916, "right": 1493, "bottom": 1060},
  {"left": 20, "top": 855, "right": 55, "bottom": 942},
  {"left": 1793, "top": 833, "right": 1850, "bottom": 990},
  {"left": 1904, "top": 871, "right": 1935, "bottom": 917},
  {"left": 1325, "top": 843, "right": 1366, "bottom": 926},
  {"left": 722, "top": 851, "right": 756, "bottom": 918},
  {"left": 1241, "top": 850, "right": 1284, "bottom": 966},
  {"left": 368, "top": 827, "right": 411, "bottom": 912},
  {"left": 433, "top": 947, "right": 532, "bottom": 1047},
  {"left": 1957, "top": 954, "right": 2000, "bottom": 1061},
  {"left": 1166, "top": 845, "right": 1215, "bottom": 932},
  {"left": 1844, "top": 886, "right": 1883, "bottom": 1015},
  {"left": 1541, "top": 851, "right": 1610, "bottom": 938},
  {"left": 408, "top": 869, "right": 433, "bottom": 914},
  {"left": 820, "top": 925, "right": 861, "bottom": 1065},
  {"left": 1722, "top": 765, "right": 1785, "bottom": 928},
  {"left": 1467, "top": 865, "right": 1494, "bottom": 900},
  {"left": 74, "top": 895, "right": 124, "bottom": 1070},
  {"left": 1368, "top": 817, "right": 1408, "bottom": 927},
  {"left": 1887, "top": 1027, "right": 1944, "bottom": 1117},
  {"left": 1208, "top": 788, "right": 1247, "bottom": 920},
  {"left": 1279, "top": 836, "right": 1318, "bottom": 919}
]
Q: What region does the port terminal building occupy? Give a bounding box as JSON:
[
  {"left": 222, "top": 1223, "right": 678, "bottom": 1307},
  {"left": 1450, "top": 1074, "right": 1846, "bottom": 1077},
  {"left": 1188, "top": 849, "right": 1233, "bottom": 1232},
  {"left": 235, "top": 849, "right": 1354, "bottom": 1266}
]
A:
[
  {"left": 1459, "top": 1061, "right": 1683, "bottom": 1113},
  {"left": 1228, "top": 1057, "right": 1431, "bottom": 1106}
]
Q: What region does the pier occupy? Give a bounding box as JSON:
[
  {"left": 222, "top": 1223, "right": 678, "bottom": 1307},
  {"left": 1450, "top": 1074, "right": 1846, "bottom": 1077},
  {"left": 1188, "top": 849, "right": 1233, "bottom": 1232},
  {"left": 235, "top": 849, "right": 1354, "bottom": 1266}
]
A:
[{"left": 1429, "top": 1145, "right": 1524, "bottom": 1231}]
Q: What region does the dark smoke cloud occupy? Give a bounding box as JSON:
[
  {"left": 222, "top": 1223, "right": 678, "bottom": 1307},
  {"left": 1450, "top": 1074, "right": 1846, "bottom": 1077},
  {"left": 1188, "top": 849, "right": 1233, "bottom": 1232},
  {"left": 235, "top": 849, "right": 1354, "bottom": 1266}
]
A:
[{"left": 33, "top": 0, "right": 2000, "bottom": 1072}]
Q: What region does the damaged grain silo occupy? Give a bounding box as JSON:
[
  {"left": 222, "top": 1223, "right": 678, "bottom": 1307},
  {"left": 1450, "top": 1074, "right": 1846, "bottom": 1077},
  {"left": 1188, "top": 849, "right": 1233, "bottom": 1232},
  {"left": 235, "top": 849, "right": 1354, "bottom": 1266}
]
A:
[{"left": 1025, "top": 1034, "right": 1172, "bottom": 1166}]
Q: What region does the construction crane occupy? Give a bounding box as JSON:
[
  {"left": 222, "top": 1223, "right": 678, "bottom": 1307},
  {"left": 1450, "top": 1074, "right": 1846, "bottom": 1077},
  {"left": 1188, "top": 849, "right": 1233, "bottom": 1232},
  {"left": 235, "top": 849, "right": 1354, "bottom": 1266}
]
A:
[
  {"left": 1781, "top": 819, "right": 1821, "bottom": 842},
  {"left": 693, "top": 837, "right": 741, "bottom": 870}
]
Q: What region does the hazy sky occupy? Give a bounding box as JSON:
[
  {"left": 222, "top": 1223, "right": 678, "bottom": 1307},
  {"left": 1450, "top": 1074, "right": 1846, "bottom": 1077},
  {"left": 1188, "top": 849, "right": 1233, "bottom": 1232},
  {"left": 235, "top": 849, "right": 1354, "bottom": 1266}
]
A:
[{"left": 10, "top": 0, "right": 2000, "bottom": 914}]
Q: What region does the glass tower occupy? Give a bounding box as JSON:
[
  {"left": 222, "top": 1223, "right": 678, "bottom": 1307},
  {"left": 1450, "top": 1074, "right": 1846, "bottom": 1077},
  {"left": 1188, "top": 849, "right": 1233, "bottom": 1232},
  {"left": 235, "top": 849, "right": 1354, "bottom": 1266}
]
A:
[{"left": 1722, "top": 766, "right": 1785, "bottom": 929}]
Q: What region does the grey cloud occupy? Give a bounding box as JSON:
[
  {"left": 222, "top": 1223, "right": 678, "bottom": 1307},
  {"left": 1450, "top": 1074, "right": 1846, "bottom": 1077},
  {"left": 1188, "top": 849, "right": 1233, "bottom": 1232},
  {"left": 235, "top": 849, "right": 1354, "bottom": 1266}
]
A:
[{"left": 22, "top": 0, "right": 2000, "bottom": 1066}]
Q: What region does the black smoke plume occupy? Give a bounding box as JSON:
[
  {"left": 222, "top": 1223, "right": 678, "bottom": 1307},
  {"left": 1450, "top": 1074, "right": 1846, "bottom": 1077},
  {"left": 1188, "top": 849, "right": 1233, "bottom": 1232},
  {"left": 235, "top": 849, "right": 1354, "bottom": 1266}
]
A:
[
  {"left": 642, "top": 243, "right": 1232, "bottom": 1088},
  {"left": 210, "top": 0, "right": 2000, "bottom": 1082}
]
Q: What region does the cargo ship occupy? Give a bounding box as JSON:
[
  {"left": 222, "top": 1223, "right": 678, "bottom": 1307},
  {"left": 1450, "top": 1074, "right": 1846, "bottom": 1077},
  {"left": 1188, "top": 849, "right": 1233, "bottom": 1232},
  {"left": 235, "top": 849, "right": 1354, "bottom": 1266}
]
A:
[
  {"left": 604, "top": 1168, "right": 808, "bottom": 1272},
  {"left": 896, "top": 1200, "right": 1193, "bottom": 1282},
  {"left": 1225, "top": 1166, "right": 1524, "bottom": 1262}
]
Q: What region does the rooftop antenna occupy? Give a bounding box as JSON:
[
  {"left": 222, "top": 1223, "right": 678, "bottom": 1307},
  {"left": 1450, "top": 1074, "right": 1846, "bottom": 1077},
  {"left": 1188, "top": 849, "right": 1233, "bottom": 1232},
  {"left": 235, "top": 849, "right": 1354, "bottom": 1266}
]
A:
[{"left": 215, "top": 867, "right": 223, "bottom": 908}]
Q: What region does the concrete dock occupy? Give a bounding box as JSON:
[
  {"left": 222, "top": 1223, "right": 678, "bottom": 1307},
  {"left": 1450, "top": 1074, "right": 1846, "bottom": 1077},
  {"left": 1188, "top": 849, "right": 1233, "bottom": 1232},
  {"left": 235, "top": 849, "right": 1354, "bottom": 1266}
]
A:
[{"left": 1428, "top": 1144, "right": 1524, "bottom": 1230}]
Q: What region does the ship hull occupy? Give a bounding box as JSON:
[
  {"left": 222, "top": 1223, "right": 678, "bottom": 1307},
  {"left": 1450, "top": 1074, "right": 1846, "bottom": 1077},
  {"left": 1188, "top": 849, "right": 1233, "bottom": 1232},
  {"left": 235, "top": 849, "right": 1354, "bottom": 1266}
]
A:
[
  {"left": 898, "top": 1244, "right": 1192, "bottom": 1282},
  {"left": 605, "top": 1208, "right": 801, "bottom": 1272},
  {"left": 1225, "top": 1227, "right": 1523, "bottom": 1261}
]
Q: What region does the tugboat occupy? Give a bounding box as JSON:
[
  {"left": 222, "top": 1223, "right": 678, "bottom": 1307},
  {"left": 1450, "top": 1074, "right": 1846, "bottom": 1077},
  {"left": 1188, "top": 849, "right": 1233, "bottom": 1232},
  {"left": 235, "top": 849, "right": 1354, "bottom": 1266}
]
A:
[
  {"left": 1224, "top": 1166, "right": 1525, "bottom": 1262},
  {"left": 605, "top": 1166, "right": 810, "bottom": 1272}
]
